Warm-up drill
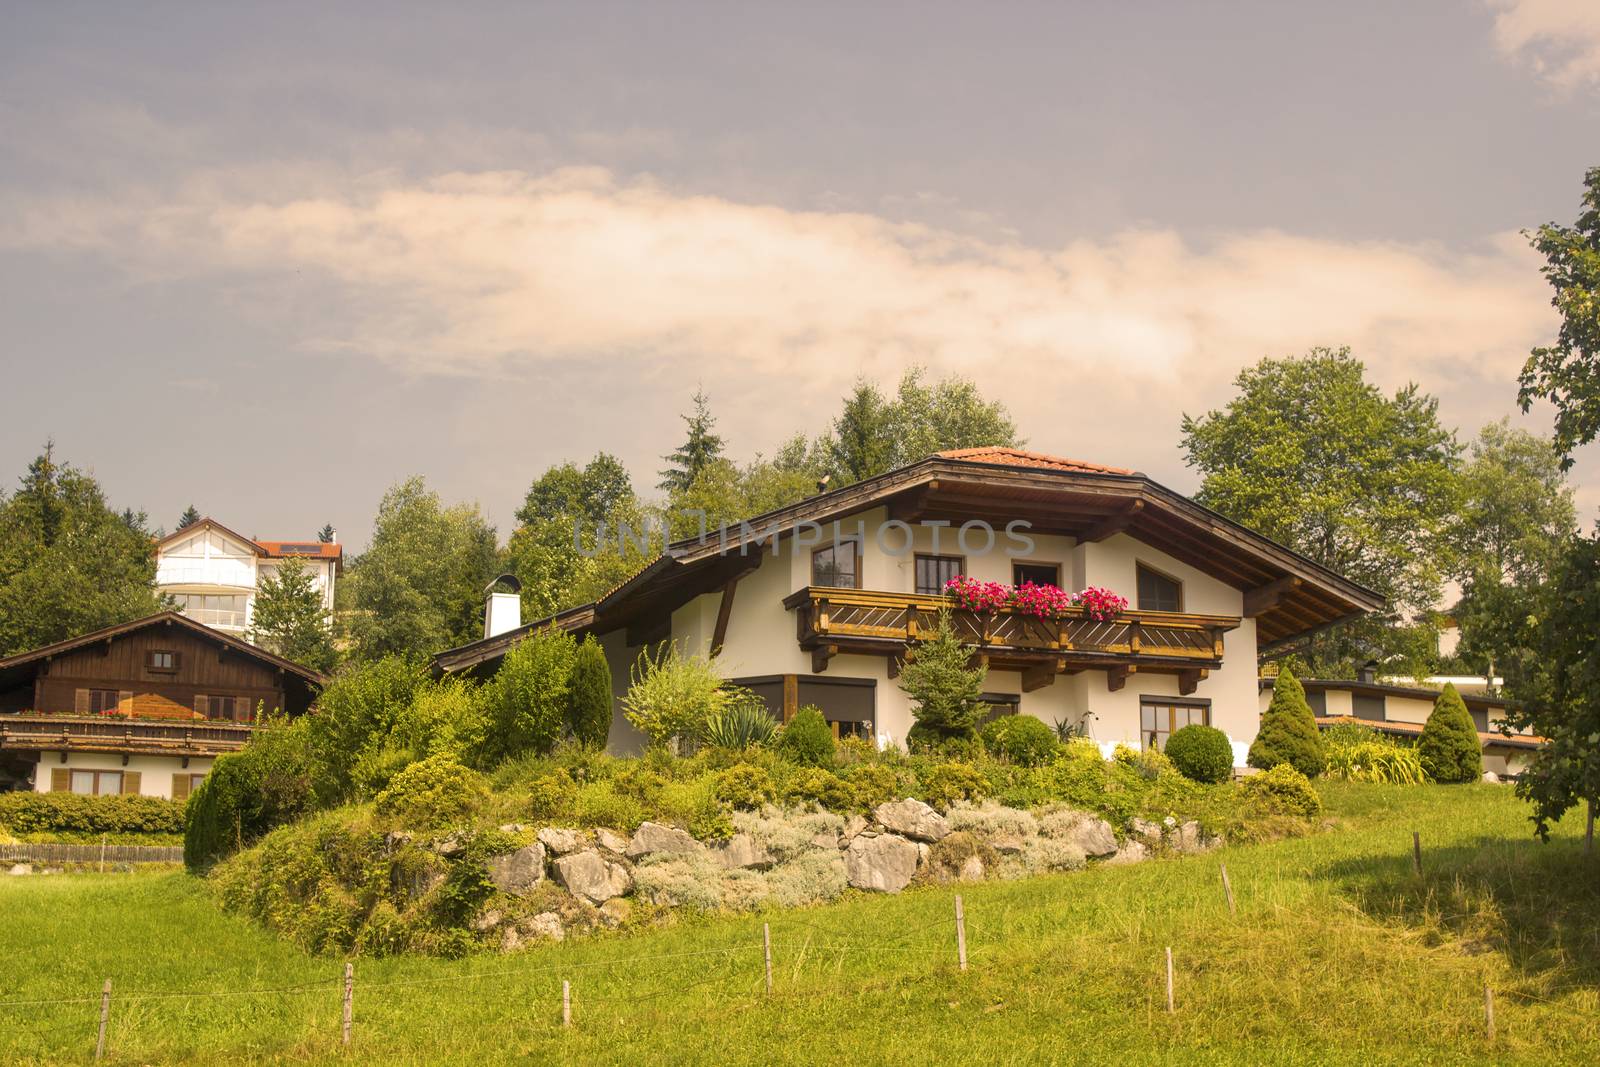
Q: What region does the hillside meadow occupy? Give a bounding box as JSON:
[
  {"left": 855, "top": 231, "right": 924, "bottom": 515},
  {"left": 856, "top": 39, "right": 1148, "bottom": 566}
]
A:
[{"left": 1, "top": 782, "right": 1596, "bottom": 1065}]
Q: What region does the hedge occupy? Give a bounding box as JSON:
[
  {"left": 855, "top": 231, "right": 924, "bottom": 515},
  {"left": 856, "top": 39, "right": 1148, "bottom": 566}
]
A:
[{"left": 0, "top": 791, "right": 185, "bottom": 836}]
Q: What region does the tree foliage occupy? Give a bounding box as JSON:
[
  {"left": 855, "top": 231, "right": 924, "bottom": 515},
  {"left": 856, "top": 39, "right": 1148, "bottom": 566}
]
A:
[
  {"left": 658, "top": 388, "right": 726, "bottom": 492},
  {"left": 0, "top": 443, "right": 165, "bottom": 655},
  {"left": 478, "top": 629, "right": 577, "bottom": 764},
  {"left": 621, "top": 642, "right": 728, "bottom": 749},
  {"left": 1417, "top": 683, "right": 1483, "bottom": 783},
  {"left": 567, "top": 635, "right": 613, "bottom": 748},
  {"left": 177, "top": 505, "right": 201, "bottom": 529},
  {"left": 249, "top": 557, "right": 337, "bottom": 672},
  {"left": 1518, "top": 165, "right": 1600, "bottom": 469},
  {"left": 1248, "top": 669, "right": 1326, "bottom": 778},
  {"left": 342, "top": 477, "right": 499, "bottom": 661},
  {"left": 899, "top": 609, "right": 988, "bottom": 744},
  {"left": 1181, "top": 348, "right": 1461, "bottom": 672},
  {"left": 823, "top": 368, "right": 1020, "bottom": 485}
]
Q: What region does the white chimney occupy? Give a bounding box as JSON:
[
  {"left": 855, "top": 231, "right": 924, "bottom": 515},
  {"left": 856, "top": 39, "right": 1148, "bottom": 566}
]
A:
[{"left": 483, "top": 574, "right": 523, "bottom": 639}]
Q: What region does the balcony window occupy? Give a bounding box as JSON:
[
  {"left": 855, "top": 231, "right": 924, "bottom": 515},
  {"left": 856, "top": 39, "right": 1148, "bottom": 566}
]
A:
[
  {"left": 1013, "top": 562, "right": 1061, "bottom": 588},
  {"left": 1136, "top": 563, "right": 1183, "bottom": 613},
  {"left": 86, "top": 689, "right": 120, "bottom": 715},
  {"left": 172, "top": 593, "right": 248, "bottom": 629},
  {"left": 1139, "top": 698, "right": 1209, "bottom": 751},
  {"left": 195, "top": 694, "right": 252, "bottom": 722},
  {"left": 812, "top": 540, "right": 861, "bottom": 589},
  {"left": 915, "top": 554, "right": 964, "bottom": 595}
]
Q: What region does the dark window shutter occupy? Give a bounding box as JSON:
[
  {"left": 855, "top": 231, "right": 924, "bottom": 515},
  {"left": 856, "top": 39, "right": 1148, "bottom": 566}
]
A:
[
  {"left": 121, "top": 770, "right": 142, "bottom": 795},
  {"left": 74, "top": 689, "right": 90, "bottom": 715},
  {"left": 194, "top": 694, "right": 209, "bottom": 718},
  {"left": 50, "top": 768, "right": 70, "bottom": 792}
]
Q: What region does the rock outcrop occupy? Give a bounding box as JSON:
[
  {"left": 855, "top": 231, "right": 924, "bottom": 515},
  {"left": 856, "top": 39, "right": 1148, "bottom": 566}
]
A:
[
  {"left": 486, "top": 843, "right": 546, "bottom": 895},
  {"left": 554, "top": 850, "right": 633, "bottom": 904},
  {"left": 843, "top": 833, "right": 920, "bottom": 892},
  {"left": 872, "top": 799, "right": 951, "bottom": 842}
]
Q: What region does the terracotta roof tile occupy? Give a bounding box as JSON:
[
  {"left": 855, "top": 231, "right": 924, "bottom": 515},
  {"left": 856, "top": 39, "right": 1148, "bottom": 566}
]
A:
[
  {"left": 255, "top": 540, "right": 343, "bottom": 560},
  {"left": 936, "top": 446, "right": 1135, "bottom": 476}
]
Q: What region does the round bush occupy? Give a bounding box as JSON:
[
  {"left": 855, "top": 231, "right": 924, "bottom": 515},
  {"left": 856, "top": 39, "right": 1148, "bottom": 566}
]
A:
[
  {"left": 783, "top": 767, "right": 854, "bottom": 811},
  {"left": 777, "top": 707, "right": 836, "bottom": 767},
  {"left": 713, "top": 764, "right": 775, "bottom": 810},
  {"left": 1240, "top": 764, "right": 1322, "bottom": 817},
  {"left": 374, "top": 754, "right": 489, "bottom": 829},
  {"left": 1163, "top": 724, "right": 1234, "bottom": 783},
  {"left": 980, "top": 715, "right": 1060, "bottom": 767},
  {"left": 920, "top": 762, "right": 989, "bottom": 809}
]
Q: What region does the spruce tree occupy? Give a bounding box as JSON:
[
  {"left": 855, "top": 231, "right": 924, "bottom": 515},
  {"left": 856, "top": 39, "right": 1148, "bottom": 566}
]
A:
[
  {"left": 1248, "top": 667, "right": 1326, "bottom": 777},
  {"left": 177, "top": 505, "right": 202, "bottom": 529},
  {"left": 1418, "top": 682, "right": 1483, "bottom": 783},
  {"left": 658, "top": 389, "right": 725, "bottom": 492},
  {"left": 317, "top": 523, "right": 336, "bottom": 543},
  {"left": 898, "top": 609, "right": 987, "bottom": 744},
  {"left": 567, "top": 636, "right": 613, "bottom": 747}
]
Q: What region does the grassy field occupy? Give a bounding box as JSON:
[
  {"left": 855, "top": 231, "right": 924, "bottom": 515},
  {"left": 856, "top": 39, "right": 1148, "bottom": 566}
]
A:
[{"left": 1, "top": 783, "right": 1597, "bottom": 1065}]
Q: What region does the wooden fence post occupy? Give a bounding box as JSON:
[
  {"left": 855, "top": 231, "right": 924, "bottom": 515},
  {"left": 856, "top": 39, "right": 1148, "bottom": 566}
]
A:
[
  {"left": 1484, "top": 984, "right": 1495, "bottom": 1043},
  {"left": 341, "top": 962, "right": 353, "bottom": 1047},
  {"left": 1586, "top": 801, "right": 1595, "bottom": 858},
  {"left": 954, "top": 894, "right": 968, "bottom": 972},
  {"left": 1220, "top": 862, "right": 1235, "bottom": 915},
  {"left": 94, "top": 978, "right": 111, "bottom": 1060},
  {"left": 99, "top": 834, "right": 106, "bottom": 875},
  {"left": 562, "top": 980, "right": 571, "bottom": 1028},
  {"left": 1165, "top": 948, "right": 1174, "bottom": 1014},
  {"left": 763, "top": 923, "right": 773, "bottom": 995},
  {"left": 1412, "top": 832, "right": 1423, "bottom": 876}
]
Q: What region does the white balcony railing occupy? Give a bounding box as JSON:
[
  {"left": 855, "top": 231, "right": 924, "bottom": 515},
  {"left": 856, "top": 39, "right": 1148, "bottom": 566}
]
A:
[{"left": 175, "top": 607, "right": 248, "bottom": 630}]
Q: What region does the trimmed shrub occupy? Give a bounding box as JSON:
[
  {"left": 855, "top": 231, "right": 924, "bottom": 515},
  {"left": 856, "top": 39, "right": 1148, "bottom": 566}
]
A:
[
  {"left": 842, "top": 763, "right": 901, "bottom": 812},
  {"left": 305, "top": 656, "right": 428, "bottom": 804},
  {"left": 1249, "top": 668, "right": 1326, "bottom": 778},
  {"left": 702, "top": 689, "right": 779, "bottom": 750},
  {"left": 921, "top": 762, "right": 989, "bottom": 809},
  {"left": 713, "top": 764, "right": 775, "bottom": 811},
  {"left": 777, "top": 707, "right": 836, "bottom": 767},
  {"left": 374, "top": 755, "right": 489, "bottom": 829},
  {"left": 784, "top": 767, "right": 855, "bottom": 811},
  {"left": 0, "top": 792, "right": 183, "bottom": 837},
  {"left": 980, "top": 715, "right": 1060, "bottom": 767},
  {"left": 1241, "top": 764, "right": 1322, "bottom": 817},
  {"left": 566, "top": 636, "right": 613, "bottom": 748},
  {"left": 1418, "top": 683, "right": 1483, "bottom": 783},
  {"left": 480, "top": 629, "right": 577, "bottom": 762},
  {"left": 1164, "top": 724, "right": 1235, "bottom": 784},
  {"left": 907, "top": 723, "right": 984, "bottom": 761}
]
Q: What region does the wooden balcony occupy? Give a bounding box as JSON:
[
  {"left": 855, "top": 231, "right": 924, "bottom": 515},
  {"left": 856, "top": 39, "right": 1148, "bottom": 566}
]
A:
[
  {"left": 781, "top": 586, "right": 1241, "bottom": 694},
  {"left": 0, "top": 715, "right": 256, "bottom": 758}
]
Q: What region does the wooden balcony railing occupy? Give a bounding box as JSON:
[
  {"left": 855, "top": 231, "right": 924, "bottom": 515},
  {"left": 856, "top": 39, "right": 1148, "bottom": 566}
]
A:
[
  {"left": 0, "top": 715, "right": 256, "bottom": 757},
  {"left": 781, "top": 586, "right": 1240, "bottom": 688}
]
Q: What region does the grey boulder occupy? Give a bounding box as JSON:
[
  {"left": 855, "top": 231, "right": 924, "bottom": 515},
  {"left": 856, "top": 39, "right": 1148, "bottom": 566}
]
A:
[
  {"left": 872, "top": 799, "right": 951, "bottom": 843},
  {"left": 537, "top": 827, "right": 584, "bottom": 855},
  {"left": 554, "top": 850, "right": 633, "bottom": 905},
  {"left": 486, "top": 843, "right": 546, "bottom": 895},
  {"left": 844, "top": 833, "right": 920, "bottom": 893},
  {"left": 715, "top": 833, "right": 773, "bottom": 870},
  {"left": 625, "top": 821, "right": 701, "bottom": 859}
]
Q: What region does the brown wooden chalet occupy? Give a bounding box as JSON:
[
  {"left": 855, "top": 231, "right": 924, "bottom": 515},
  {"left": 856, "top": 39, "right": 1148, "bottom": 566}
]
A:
[{"left": 0, "top": 612, "right": 326, "bottom": 792}]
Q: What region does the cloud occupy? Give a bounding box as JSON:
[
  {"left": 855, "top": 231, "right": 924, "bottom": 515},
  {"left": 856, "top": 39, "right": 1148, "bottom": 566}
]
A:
[
  {"left": 0, "top": 165, "right": 1564, "bottom": 499},
  {"left": 1488, "top": 0, "right": 1600, "bottom": 90}
]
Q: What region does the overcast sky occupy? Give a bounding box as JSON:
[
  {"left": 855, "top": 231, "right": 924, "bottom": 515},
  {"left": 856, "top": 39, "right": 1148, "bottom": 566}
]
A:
[{"left": 3, "top": 1, "right": 1599, "bottom": 548}]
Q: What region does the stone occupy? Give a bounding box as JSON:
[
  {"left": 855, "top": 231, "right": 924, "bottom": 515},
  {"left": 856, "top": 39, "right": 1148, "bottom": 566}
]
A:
[
  {"left": 538, "top": 827, "right": 584, "bottom": 855},
  {"left": 811, "top": 832, "right": 841, "bottom": 850},
  {"left": 431, "top": 834, "right": 465, "bottom": 858},
  {"left": 872, "top": 799, "right": 951, "bottom": 843},
  {"left": 1063, "top": 815, "right": 1118, "bottom": 858},
  {"left": 625, "top": 821, "right": 701, "bottom": 859},
  {"left": 597, "top": 897, "right": 632, "bottom": 929},
  {"left": 1106, "top": 840, "right": 1148, "bottom": 866},
  {"left": 1174, "top": 821, "right": 1211, "bottom": 854},
  {"left": 500, "top": 926, "right": 522, "bottom": 953},
  {"left": 402, "top": 865, "right": 447, "bottom": 899},
  {"left": 8, "top": 863, "right": 33, "bottom": 876},
  {"left": 595, "top": 829, "right": 629, "bottom": 853},
  {"left": 473, "top": 908, "right": 504, "bottom": 932},
  {"left": 498, "top": 823, "right": 526, "bottom": 834},
  {"left": 554, "top": 850, "right": 633, "bottom": 905},
  {"left": 957, "top": 854, "right": 986, "bottom": 882},
  {"left": 841, "top": 814, "right": 869, "bottom": 841},
  {"left": 989, "top": 833, "right": 1027, "bottom": 856},
  {"left": 1130, "top": 818, "right": 1162, "bottom": 842},
  {"left": 844, "top": 833, "right": 920, "bottom": 893},
  {"left": 382, "top": 830, "right": 414, "bottom": 851},
  {"left": 716, "top": 833, "right": 773, "bottom": 870},
  {"left": 526, "top": 912, "right": 565, "bottom": 942},
  {"left": 486, "top": 843, "right": 546, "bottom": 895},
  {"left": 1482, "top": 771, "right": 1500, "bottom": 784}
]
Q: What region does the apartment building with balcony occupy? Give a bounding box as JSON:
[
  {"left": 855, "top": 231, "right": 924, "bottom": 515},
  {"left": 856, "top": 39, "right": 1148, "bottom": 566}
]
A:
[{"left": 154, "top": 518, "right": 341, "bottom": 638}]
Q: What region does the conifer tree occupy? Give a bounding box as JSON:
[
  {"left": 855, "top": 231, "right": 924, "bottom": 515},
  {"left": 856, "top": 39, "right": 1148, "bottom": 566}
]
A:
[
  {"left": 177, "top": 505, "right": 202, "bottom": 529},
  {"left": 1418, "top": 682, "right": 1483, "bottom": 783},
  {"left": 1248, "top": 667, "right": 1326, "bottom": 777},
  {"left": 567, "top": 636, "right": 613, "bottom": 747},
  {"left": 658, "top": 389, "right": 725, "bottom": 492},
  {"left": 899, "top": 609, "right": 987, "bottom": 746}
]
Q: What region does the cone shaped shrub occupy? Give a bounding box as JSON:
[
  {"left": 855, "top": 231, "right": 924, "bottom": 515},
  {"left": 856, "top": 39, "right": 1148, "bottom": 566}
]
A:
[
  {"left": 567, "top": 636, "right": 613, "bottom": 747},
  {"left": 1418, "top": 682, "right": 1483, "bottom": 783},
  {"left": 1248, "top": 668, "right": 1326, "bottom": 778}
]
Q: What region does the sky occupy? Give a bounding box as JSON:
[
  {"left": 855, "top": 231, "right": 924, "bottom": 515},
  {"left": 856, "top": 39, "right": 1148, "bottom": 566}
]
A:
[{"left": 2, "top": 0, "right": 1599, "bottom": 549}]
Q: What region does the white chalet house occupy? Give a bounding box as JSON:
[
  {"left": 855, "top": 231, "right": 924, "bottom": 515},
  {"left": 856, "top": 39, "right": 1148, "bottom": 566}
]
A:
[
  {"left": 154, "top": 518, "right": 341, "bottom": 639},
  {"left": 433, "top": 448, "right": 1382, "bottom": 763}
]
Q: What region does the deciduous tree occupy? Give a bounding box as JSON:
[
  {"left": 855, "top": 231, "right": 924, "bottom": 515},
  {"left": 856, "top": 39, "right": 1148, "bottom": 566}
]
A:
[{"left": 249, "top": 557, "right": 337, "bottom": 672}]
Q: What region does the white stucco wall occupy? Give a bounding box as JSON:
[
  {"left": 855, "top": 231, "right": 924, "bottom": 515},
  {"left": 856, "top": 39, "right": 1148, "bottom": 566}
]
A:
[{"left": 32, "top": 751, "right": 215, "bottom": 798}]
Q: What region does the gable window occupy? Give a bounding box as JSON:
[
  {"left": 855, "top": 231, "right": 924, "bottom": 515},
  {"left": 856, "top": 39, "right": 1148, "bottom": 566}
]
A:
[
  {"left": 915, "top": 554, "right": 964, "bottom": 595},
  {"left": 1136, "top": 563, "right": 1183, "bottom": 613},
  {"left": 1139, "top": 698, "right": 1210, "bottom": 751},
  {"left": 812, "top": 540, "right": 861, "bottom": 589},
  {"left": 1013, "top": 562, "right": 1061, "bottom": 588},
  {"left": 146, "top": 650, "right": 178, "bottom": 672}
]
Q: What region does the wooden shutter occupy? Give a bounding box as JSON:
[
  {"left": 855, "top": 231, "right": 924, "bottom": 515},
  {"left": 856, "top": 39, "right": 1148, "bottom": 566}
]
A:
[
  {"left": 118, "top": 691, "right": 133, "bottom": 715},
  {"left": 75, "top": 689, "right": 90, "bottom": 714},
  {"left": 50, "top": 768, "right": 70, "bottom": 792},
  {"left": 121, "top": 770, "right": 142, "bottom": 796},
  {"left": 171, "top": 773, "right": 191, "bottom": 802},
  {"left": 194, "top": 694, "right": 209, "bottom": 718}
]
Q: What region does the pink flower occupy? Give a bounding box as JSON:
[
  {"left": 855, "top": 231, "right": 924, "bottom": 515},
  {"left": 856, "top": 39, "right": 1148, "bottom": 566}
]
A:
[{"left": 1073, "top": 586, "right": 1129, "bottom": 621}]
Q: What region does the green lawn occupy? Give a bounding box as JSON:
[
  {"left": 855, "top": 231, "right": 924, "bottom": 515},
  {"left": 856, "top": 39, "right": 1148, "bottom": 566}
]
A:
[{"left": 2, "top": 783, "right": 1597, "bottom": 1065}]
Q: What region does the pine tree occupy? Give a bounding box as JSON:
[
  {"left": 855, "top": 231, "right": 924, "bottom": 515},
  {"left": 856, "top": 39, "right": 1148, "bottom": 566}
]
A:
[
  {"left": 317, "top": 524, "right": 335, "bottom": 543},
  {"left": 1248, "top": 668, "right": 1326, "bottom": 777},
  {"left": 898, "top": 609, "right": 987, "bottom": 745},
  {"left": 828, "top": 380, "right": 895, "bottom": 484},
  {"left": 1418, "top": 682, "right": 1483, "bottom": 783},
  {"left": 177, "top": 505, "right": 202, "bottom": 529},
  {"left": 658, "top": 389, "right": 725, "bottom": 492},
  {"left": 567, "top": 636, "right": 613, "bottom": 747}
]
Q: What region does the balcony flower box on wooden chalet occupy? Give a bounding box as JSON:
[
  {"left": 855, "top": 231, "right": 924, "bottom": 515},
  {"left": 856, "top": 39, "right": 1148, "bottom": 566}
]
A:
[{"left": 782, "top": 586, "right": 1240, "bottom": 695}]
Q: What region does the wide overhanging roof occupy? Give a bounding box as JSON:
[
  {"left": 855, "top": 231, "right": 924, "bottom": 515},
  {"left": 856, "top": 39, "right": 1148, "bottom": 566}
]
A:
[{"left": 432, "top": 453, "right": 1383, "bottom": 674}]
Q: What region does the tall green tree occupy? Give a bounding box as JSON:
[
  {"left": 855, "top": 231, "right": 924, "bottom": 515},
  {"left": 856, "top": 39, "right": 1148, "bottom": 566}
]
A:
[
  {"left": 1181, "top": 348, "right": 1462, "bottom": 673},
  {"left": 828, "top": 380, "right": 896, "bottom": 485},
  {"left": 1518, "top": 165, "right": 1600, "bottom": 469},
  {"left": 317, "top": 523, "right": 336, "bottom": 543},
  {"left": 505, "top": 454, "right": 650, "bottom": 620},
  {"left": 658, "top": 388, "right": 726, "bottom": 492},
  {"left": 1449, "top": 420, "right": 1576, "bottom": 692},
  {"left": 666, "top": 438, "right": 823, "bottom": 539},
  {"left": 249, "top": 557, "right": 337, "bottom": 672},
  {"left": 899, "top": 609, "right": 988, "bottom": 748},
  {"left": 822, "top": 368, "right": 1021, "bottom": 486},
  {"left": 1248, "top": 668, "right": 1326, "bottom": 777},
  {"left": 0, "top": 443, "right": 165, "bottom": 654},
  {"left": 343, "top": 477, "right": 499, "bottom": 661},
  {"left": 177, "top": 505, "right": 201, "bottom": 529},
  {"left": 1417, "top": 683, "right": 1483, "bottom": 783}
]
